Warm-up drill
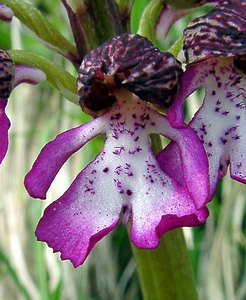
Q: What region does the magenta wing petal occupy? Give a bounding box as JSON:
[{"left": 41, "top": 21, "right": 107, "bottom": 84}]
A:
[
  {"left": 0, "top": 100, "right": 10, "bottom": 163},
  {"left": 25, "top": 118, "right": 105, "bottom": 199},
  {"left": 168, "top": 65, "right": 202, "bottom": 127},
  {"left": 155, "top": 112, "right": 210, "bottom": 209},
  {"left": 157, "top": 142, "right": 184, "bottom": 186}
]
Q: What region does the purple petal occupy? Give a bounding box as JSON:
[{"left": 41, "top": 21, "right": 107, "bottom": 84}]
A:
[
  {"left": 14, "top": 65, "right": 46, "bottom": 87},
  {"left": 0, "top": 99, "right": 10, "bottom": 163},
  {"left": 155, "top": 111, "right": 210, "bottom": 209},
  {"left": 157, "top": 142, "right": 184, "bottom": 186},
  {"left": 25, "top": 118, "right": 105, "bottom": 199},
  {"left": 168, "top": 65, "right": 201, "bottom": 127},
  {"left": 0, "top": 4, "right": 13, "bottom": 22}
]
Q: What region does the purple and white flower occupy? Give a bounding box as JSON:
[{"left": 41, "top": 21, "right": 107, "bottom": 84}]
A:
[
  {"left": 25, "top": 34, "right": 210, "bottom": 267},
  {"left": 162, "top": 0, "right": 246, "bottom": 196},
  {"left": 0, "top": 49, "right": 46, "bottom": 163}
]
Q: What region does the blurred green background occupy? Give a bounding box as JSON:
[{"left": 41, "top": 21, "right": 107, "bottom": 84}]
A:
[{"left": 0, "top": 1, "right": 245, "bottom": 299}]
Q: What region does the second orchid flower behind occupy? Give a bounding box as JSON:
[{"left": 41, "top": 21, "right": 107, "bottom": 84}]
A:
[
  {"left": 163, "top": 0, "right": 246, "bottom": 197},
  {"left": 0, "top": 49, "right": 46, "bottom": 164},
  {"left": 25, "top": 34, "right": 210, "bottom": 267}
]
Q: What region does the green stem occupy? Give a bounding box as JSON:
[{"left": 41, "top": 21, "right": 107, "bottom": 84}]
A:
[
  {"left": 132, "top": 229, "right": 198, "bottom": 300},
  {"left": 131, "top": 135, "right": 199, "bottom": 300},
  {"left": 63, "top": 0, "right": 123, "bottom": 62}
]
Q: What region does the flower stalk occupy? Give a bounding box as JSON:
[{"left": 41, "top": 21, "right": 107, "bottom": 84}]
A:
[{"left": 131, "top": 229, "right": 198, "bottom": 300}]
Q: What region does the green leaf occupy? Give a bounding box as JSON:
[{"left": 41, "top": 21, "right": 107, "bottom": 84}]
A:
[
  {"left": 130, "top": 0, "right": 150, "bottom": 33},
  {"left": 137, "top": 0, "right": 163, "bottom": 43},
  {"left": 8, "top": 49, "right": 79, "bottom": 104},
  {"left": 0, "top": 250, "right": 31, "bottom": 300},
  {"left": 168, "top": 37, "right": 183, "bottom": 58},
  {"left": 1, "top": 0, "right": 77, "bottom": 56},
  {"left": 50, "top": 280, "right": 63, "bottom": 300}
]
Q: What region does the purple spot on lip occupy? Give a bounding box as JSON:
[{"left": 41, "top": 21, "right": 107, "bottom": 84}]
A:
[
  {"left": 221, "top": 137, "right": 227, "bottom": 145},
  {"left": 110, "top": 113, "right": 121, "bottom": 120},
  {"left": 236, "top": 102, "right": 245, "bottom": 109},
  {"left": 113, "top": 146, "right": 125, "bottom": 155},
  {"left": 126, "top": 189, "right": 132, "bottom": 196},
  {"left": 200, "top": 124, "right": 207, "bottom": 134},
  {"left": 212, "top": 90, "right": 216, "bottom": 96},
  {"left": 134, "top": 122, "right": 146, "bottom": 129},
  {"left": 103, "top": 167, "right": 109, "bottom": 173},
  {"left": 222, "top": 111, "right": 229, "bottom": 116}
]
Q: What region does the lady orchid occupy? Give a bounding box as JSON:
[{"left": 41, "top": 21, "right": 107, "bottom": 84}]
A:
[
  {"left": 25, "top": 33, "right": 210, "bottom": 267},
  {"left": 0, "top": 49, "right": 46, "bottom": 163},
  {"left": 160, "top": 0, "right": 246, "bottom": 196}
]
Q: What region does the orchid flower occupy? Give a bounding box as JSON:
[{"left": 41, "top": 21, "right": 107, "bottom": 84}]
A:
[
  {"left": 0, "top": 49, "right": 46, "bottom": 163},
  {"left": 160, "top": 0, "right": 246, "bottom": 197},
  {"left": 25, "top": 33, "right": 210, "bottom": 267}
]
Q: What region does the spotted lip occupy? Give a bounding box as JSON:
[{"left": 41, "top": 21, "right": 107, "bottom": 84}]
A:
[
  {"left": 77, "top": 33, "right": 182, "bottom": 116},
  {"left": 25, "top": 91, "right": 209, "bottom": 267}
]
